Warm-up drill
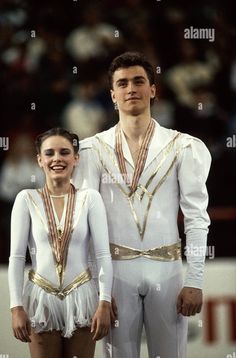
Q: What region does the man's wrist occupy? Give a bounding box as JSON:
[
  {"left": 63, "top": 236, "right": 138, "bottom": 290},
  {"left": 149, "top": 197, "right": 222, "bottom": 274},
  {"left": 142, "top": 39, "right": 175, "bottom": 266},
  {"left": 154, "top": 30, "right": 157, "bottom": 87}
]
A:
[
  {"left": 98, "top": 300, "right": 111, "bottom": 308},
  {"left": 11, "top": 306, "right": 24, "bottom": 313}
]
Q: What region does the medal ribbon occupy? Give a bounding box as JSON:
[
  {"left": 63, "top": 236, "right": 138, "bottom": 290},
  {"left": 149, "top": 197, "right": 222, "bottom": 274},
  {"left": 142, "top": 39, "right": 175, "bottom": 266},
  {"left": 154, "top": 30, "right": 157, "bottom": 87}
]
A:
[
  {"left": 41, "top": 184, "right": 76, "bottom": 284},
  {"left": 115, "top": 120, "right": 155, "bottom": 194}
]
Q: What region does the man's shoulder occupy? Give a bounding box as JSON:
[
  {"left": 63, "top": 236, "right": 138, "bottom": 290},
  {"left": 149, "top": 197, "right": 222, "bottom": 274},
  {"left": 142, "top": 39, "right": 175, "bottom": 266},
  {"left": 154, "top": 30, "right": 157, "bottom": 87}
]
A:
[
  {"left": 156, "top": 123, "right": 210, "bottom": 160},
  {"left": 157, "top": 123, "right": 206, "bottom": 146},
  {"left": 95, "top": 126, "right": 115, "bottom": 141},
  {"left": 160, "top": 124, "right": 178, "bottom": 137},
  {"left": 79, "top": 136, "right": 94, "bottom": 151},
  {"left": 178, "top": 131, "right": 208, "bottom": 148},
  {"left": 79, "top": 126, "right": 115, "bottom": 151}
]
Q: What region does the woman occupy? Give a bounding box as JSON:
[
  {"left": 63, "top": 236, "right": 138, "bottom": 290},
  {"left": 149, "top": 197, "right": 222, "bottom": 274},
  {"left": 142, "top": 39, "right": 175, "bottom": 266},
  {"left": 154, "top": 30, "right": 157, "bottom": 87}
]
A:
[{"left": 8, "top": 127, "right": 113, "bottom": 358}]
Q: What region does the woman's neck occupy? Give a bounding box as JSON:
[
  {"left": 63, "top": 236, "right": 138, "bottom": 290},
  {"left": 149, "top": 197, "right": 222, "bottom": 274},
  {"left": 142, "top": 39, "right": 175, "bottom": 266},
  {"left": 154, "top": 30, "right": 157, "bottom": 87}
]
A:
[{"left": 46, "top": 180, "right": 71, "bottom": 196}]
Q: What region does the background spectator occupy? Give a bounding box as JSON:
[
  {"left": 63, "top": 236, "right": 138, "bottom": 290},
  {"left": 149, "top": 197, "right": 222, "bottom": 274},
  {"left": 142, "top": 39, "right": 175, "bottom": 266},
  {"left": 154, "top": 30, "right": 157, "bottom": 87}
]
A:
[{"left": 0, "top": 0, "right": 235, "bottom": 263}]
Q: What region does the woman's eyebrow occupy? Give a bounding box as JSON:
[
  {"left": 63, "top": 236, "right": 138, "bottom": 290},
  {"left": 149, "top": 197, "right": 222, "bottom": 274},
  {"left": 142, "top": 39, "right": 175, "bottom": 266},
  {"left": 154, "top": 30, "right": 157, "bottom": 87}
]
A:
[{"left": 43, "top": 147, "right": 71, "bottom": 152}]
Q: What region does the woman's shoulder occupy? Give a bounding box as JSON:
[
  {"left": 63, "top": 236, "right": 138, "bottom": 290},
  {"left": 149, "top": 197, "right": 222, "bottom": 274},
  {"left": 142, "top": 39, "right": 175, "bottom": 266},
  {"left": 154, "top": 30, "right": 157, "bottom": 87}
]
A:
[
  {"left": 12, "top": 189, "right": 40, "bottom": 211},
  {"left": 14, "top": 188, "right": 39, "bottom": 200}
]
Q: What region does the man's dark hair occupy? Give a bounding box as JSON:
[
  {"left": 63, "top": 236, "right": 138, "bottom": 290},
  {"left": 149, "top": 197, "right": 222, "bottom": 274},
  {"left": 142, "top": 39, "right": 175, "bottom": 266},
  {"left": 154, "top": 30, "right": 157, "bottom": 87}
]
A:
[{"left": 108, "top": 51, "right": 156, "bottom": 89}]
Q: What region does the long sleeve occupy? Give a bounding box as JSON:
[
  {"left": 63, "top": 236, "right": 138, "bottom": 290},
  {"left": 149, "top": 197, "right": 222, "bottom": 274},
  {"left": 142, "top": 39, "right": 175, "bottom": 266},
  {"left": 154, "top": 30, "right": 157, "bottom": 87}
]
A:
[
  {"left": 8, "top": 190, "right": 30, "bottom": 308},
  {"left": 87, "top": 189, "right": 112, "bottom": 302},
  {"left": 72, "top": 138, "right": 103, "bottom": 281},
  {"left": 178, "top": 136, "right": 211, "bottom": 289},
  {"left": 73, "top": 138, "right": 101, "bottom": 191}
]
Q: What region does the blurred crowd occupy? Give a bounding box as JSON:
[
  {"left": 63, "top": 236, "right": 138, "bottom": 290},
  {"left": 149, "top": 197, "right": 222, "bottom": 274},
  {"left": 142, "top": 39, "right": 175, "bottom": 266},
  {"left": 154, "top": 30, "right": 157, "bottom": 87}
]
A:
[{"left": 0, "top": 0, "right": 236, "bottom": 262}]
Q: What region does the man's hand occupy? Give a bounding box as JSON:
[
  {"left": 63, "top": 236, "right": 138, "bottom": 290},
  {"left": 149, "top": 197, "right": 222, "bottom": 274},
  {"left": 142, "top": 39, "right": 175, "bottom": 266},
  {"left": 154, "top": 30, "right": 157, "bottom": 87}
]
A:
[
  {"left": 91, "top": 300, "right": 111, "bottom": 340},
  {"left": 11, "top": 306, "right": 31, "bottom": 342},
  {"left": 177, "top": 287, "right": 203, "bottom": 316}
]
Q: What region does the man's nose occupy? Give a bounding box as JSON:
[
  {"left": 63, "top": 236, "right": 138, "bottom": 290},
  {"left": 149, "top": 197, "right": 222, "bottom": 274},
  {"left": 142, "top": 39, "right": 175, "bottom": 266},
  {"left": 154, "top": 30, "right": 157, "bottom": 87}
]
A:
[{"left": 127, "top": 81, "right": 136, "bottom": 93}]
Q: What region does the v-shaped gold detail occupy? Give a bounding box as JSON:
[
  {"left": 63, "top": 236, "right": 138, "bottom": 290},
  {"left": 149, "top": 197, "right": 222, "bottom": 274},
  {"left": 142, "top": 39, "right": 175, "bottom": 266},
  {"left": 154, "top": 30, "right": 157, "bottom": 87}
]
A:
[
  {"left": 28, "top": 192, "right": 48, "bottom": 233},
  {"left": 27, "top": 188, "right": 88, "bottom": 286},
  {"left": 40, "top": 184, "right": 76, "bottom": 287},
  {"left": 93, "top": 133, "right": 184, "bottom": 240}
]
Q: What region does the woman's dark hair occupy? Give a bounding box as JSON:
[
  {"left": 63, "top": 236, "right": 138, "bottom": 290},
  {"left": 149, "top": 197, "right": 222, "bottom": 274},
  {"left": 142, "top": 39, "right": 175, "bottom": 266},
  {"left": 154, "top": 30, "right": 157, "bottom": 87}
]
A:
[
  {"left": 108, "top": 51, "right": 156, "bottom": 89},
  {"left": 35, "top": 127, "right": 79, "bottom": 154}
]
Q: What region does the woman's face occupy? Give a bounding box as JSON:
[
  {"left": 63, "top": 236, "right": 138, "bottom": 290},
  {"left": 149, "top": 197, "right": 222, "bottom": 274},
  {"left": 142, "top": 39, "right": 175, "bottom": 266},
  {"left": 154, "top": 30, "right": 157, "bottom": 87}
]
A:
[{"left": 37, "top": 135, "right": 78, "bottom": 182}]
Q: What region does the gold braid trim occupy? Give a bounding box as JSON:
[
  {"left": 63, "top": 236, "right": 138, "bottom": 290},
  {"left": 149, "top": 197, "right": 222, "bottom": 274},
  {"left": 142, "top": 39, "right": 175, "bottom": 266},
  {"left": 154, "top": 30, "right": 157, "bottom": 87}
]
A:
[
  {"left": 110, "top": 241, "right": 181, "bottom": 261},
  {"left": 28, "top": 269, "right": 91, "bottom": 300}
]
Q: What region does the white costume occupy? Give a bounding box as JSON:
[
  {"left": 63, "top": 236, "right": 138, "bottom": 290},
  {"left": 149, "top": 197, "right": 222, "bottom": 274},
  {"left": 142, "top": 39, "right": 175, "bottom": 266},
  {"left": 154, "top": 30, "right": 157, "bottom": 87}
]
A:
[
  {"left": 8, "top": 188, "right": 112, "bottom": 338},
  {"left": 73, "top": 120, "right": 211, "bottom": 357}
]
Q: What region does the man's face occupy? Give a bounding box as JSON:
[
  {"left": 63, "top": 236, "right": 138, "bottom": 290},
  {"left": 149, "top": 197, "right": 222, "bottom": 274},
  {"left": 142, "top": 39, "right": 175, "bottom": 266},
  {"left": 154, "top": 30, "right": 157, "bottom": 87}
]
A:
[{"left": 110, "top": 66, "right": 156, "bottom": 116}]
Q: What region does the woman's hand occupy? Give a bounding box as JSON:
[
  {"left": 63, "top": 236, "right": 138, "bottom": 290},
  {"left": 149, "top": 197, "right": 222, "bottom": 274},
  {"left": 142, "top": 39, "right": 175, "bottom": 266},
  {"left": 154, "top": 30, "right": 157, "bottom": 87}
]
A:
[
  {"left": 11, "top": 306, "right": 31, "bottom": 342},
  {"left": 91, "top": 300, "right": 111, "bottom": 340}
]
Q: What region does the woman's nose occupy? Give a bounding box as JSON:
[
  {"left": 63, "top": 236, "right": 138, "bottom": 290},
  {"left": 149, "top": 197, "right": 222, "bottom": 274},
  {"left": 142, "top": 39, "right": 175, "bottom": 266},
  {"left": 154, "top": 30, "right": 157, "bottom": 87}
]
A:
[{"left": 52, "top": 152, "right": 62, "bottom": 161}]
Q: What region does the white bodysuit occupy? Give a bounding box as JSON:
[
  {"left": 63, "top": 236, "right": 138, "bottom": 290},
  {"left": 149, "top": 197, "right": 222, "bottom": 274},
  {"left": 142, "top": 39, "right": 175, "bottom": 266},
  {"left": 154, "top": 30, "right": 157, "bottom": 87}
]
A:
[
  {"left": 8, "top": 188, "right": 113, "bottom": 338},
  {"left": 73, "top": 120, "right": 211, "bottom": 358}
]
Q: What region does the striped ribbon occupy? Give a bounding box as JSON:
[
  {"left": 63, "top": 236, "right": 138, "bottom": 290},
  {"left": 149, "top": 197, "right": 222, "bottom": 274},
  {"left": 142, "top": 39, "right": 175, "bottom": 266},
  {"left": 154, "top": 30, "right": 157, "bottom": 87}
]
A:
[
  {"left": 41, "top": 184, "right": 76, "bottom": 283},
  {"left": 115, "top": 120, "right": 155, "bottom": 194}
]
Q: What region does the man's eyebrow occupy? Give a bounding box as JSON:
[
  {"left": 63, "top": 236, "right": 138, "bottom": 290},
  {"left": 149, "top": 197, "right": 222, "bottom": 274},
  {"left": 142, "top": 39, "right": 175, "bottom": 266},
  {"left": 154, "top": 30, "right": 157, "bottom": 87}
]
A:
[
  {"left": 116, "top": 78, "right": 127, "bottom": 84},
  {"left": 133, "top": 76, "right": 146, "bottom": 80},
  {"left": 116, "top": 76, "right": 146, "bottom": 84}
]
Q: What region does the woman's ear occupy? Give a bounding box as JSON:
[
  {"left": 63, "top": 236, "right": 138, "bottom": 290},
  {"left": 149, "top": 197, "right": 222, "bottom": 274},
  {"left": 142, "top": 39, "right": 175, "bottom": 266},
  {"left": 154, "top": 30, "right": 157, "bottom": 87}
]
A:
[
  {"left": 37, "top": 154, "right": 43, "bottom": 168},
  {"left": 74, "top": 153, "right": 79, "bottom": 166}
]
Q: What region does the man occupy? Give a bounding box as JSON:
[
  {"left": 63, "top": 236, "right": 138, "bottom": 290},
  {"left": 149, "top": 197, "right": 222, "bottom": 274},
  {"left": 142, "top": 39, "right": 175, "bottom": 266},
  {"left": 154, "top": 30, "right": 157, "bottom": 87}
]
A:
[{"left": 73, "top": 52, "right": 211, "bottom": 358}]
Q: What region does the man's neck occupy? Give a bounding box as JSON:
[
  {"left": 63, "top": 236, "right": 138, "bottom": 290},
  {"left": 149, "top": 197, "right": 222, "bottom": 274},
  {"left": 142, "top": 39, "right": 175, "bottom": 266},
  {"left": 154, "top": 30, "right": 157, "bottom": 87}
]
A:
[{"left": 119, "top": 114, "right": 152, "bottom": 143}]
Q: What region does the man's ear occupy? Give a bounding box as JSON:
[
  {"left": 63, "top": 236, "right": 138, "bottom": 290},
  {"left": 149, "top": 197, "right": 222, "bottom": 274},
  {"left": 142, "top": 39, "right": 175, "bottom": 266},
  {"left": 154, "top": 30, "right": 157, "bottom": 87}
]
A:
[
  {"left": 110, "top": 89, "right": 116, "bottom": 103},
  {"left": 150, "top": 84, "right": 156, "bottom": 99}
]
